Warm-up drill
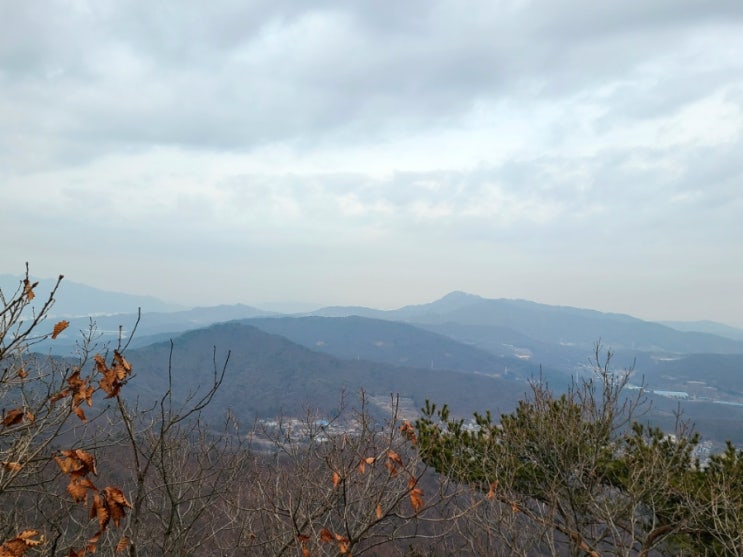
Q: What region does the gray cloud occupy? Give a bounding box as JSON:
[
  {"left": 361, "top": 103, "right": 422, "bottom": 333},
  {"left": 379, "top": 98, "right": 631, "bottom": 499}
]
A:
[
  {"left": 2, "top": 0, "right": 742, "bottom": 325},
  {"left": 3, "top": 0, "right": 741, "bottom": 168}
]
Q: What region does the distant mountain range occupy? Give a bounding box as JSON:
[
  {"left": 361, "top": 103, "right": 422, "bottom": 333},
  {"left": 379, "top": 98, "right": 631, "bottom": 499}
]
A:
[
  {"left": 9, "top": 278, "right": 743, "bottom": 444},
  {"left": 9, "top": 277, "right": 741, "bottom": 349},
  {"left": 0, "top": 274, "right": 183, "bottom": 316},
  {"left": 126, "top": 322, "right": 530, "bottom": 423},
  {"left": 308, "top": 291, "right": 743, "bottom": 354},
  {"left": 659, "top": 320, "right": 743, "bottom": 341},
  {"left": 121, "top": 320, "right": 743, "bottom": 445},
  {"left": 237, "top": 315, "right": 534, "bottom": 377}
]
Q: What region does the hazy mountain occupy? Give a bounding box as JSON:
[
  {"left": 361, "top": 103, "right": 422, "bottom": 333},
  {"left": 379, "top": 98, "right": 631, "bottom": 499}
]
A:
[
  {"left": 34, "top": 304, "right": 278, "bottom": 355},
  {"left": 308, "top": 305, "right": 389, "bottom": 319},
  {"left": 0, "top": 274, "right": 182, "bottom": 316},
  {"left": 14, "top": 276, "right": 742, "bottom": 358},
  {"left": 238, "top": 315, "right": 535, "bottom": 379},
  {"left": 126, "top": 322, "right": 531, "bottom": 423},
  {"left": 659, "top": 320, "right": 743, "bottom": 341},
  {"left": 118, "top": 321, "right": 743, "bottom": 445},
  {"left": 413, "top": 321, "right": 589, "bottom": 372},
  {"left": 307, "top": 291, "right": 481, "bottom": 320},
  {"left": 9, "top": 277, "right": 743, "bottom": 444},
  {"left": 390, "top": 290, "right": 487, "bottom": 318},
  {"left": 633, "top": 352, "right": 743, "bottom": 395},
  {"left": 311, "top": 292, "right": 743, "bottom": 355}
]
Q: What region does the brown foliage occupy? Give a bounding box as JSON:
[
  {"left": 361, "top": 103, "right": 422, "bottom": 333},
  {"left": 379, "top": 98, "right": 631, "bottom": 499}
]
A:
[
  {"left": 22, "top": 278, "right": 37, "bottom": 301},
  {"left": 0, "top": 530, "right": 43, "bottom": 557},
  {"left": 1, "top": 269, "right": 137, "bottom": 556},
  {"left": 400, "top": 420, "right": 417, "bottom": 445},
  {"left": 385, "top": 449, "right": 403, "bottom": 476},
  {"left": 115, "top": 536, "right": 129, "bottom": 553},
  {"left": 2, "top": 409, "right": 26, "bottom": 428},
  {"left": 52, "top": 320, "right": 70, "bottom": 339},
  {"left": 408, "top": 477, "right": 424, "bottom": 513},
  {"left": 95, "top": 351, "right": 132, "bottom": 398},
  {"left": 2, "top": 461, "right": 23, "bottom": 472},
  {"left": 56, "top": 449, "right": 98, "bottom": 477},
  {"left": 54, "top": 445, "right": 131, "bottom": 554},
  {"left": 357, "top": 456, "right": 375, "bottom": 474}
]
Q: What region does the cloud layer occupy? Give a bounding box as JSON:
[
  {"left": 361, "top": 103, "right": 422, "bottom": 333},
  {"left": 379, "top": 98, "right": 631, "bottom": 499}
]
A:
[{"left": 2, "top": 0, "right": 743, "bottom": 325}]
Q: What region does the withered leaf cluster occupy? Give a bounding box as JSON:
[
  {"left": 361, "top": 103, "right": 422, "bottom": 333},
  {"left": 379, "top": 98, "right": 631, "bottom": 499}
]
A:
[
  {"left": 50, "top": 351, "right": 133, "bottom": 423},
  {"left": 55, "top": 449, "right": 131, "bottom": 554},
  {"left": 0, "top": 530, "right": 43, "bottom": 557},
  {"left": 95, "top": 351, "right": 132, "bottom": 399}
]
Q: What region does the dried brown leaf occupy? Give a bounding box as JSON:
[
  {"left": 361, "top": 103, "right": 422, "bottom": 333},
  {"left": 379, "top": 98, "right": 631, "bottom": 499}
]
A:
[
  {"left": 0, "top": 530, "right": 44, "bottom": 557},
  {"left": 18, "top": 531, "right": 42, "bottom": 548},
  {"left": 115, "top": 537, "right": 129, "bottom": 553},
  {"left": 387, "top": 450, "right": 402, "bottom": 465},
  {"left": 400, "top": 420, "right": 417, "bottom": 444},
  {"left": 52, "top": 320, "right": 69, "bottom": 339},
  {"left": 2, "top": 462, "right": 22, "bottom": 472},
  {"left": 56, "top": 456, "right": 82, "bottom": 476},
  {"left": 410, "top": 487, "right": 424, "bottom": 513},
  {"left": 298, "top": 533, "right": 310, "bottom": 557},
  {"left": 487, "top": 480, "right": 498, "bottom": 501},
  {"left": 385, "top": 450, "right": 403, "bottom": 476},
  {"left": 72, "top": 449, "right": 97, "bottom": 476},
  {"left": 103, "top": 487, "right": 131, "bottom": 527},
  {"left": 86, "top": 529, "right": 101, "bottom": 553},
  {"left": 56, "top": 449, "right": 96, "bottom": 477},
  {"left": 2, "top": 409, "right": 25, "bottom": 428},
  {"left": 358, "top": 456, "right": 375, "bottom": 474},
  {"left": 93, "top": 354, "right": 108, "bottom": 374},
  {"left": 68, "top": 476, "right": 98, "bottom": 503},
  {"left": 49, "top": 389, "right": 71, "bottom": 405},
  {"left": 73, "top": 406, "right": 87, "bottom": 422},
  {"left": 68, "top": 371, "right": 94, "bottom": 409},
  {"left": 23, "top": 279, "right": 37, "bottom": 301},
  {"left": 91, "top": 493, "right": 109, "bottom": 530},
  {"left": 98, "top": 373, "right": 121, "bottom": 399},
  {"left": 112, "top": 351, "right": 132, "bottom": 378},
  {"left": 335, "top": 533, "right": 350, "bottom": 554}
]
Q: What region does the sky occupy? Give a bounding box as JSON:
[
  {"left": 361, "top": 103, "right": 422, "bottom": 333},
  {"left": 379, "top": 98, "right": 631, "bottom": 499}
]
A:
[{"left": 2, "top": 1, "right": 743, "bottom": 326}]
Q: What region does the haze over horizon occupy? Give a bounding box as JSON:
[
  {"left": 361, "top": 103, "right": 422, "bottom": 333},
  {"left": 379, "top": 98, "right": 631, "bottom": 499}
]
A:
[{"left": 3, "top": 2, "right": 742, "bottom": 327}]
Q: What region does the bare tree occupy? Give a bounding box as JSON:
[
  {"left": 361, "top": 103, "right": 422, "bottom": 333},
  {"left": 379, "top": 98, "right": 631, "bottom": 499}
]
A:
[
  {"left": 231, "top": 393, "right": 457, "bottom": 556},
  {"left": 110, "top": 341, "right": 251, "bottom": 556}
]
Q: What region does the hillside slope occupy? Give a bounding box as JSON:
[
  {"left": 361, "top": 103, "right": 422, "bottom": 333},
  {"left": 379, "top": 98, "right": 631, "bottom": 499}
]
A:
[{"left": 126, "top": 322, "right": 533, "bottom": 423}]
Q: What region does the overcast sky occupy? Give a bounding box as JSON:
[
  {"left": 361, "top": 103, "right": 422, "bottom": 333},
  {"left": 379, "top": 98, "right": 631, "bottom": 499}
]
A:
[{"left": 2, "top": 0, "right": 743, "bottom": 325}]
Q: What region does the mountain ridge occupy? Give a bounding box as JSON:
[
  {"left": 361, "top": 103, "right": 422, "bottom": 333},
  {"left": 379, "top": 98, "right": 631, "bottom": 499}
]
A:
[
  {"left": 307, "top": 293, "right": 743, "bottom": 355},
  {"left": 126, "top": 321, "right": 531, "bottom": 423},
  {"left": 0, "top": 274, "right": 183, "bottom": 316}
]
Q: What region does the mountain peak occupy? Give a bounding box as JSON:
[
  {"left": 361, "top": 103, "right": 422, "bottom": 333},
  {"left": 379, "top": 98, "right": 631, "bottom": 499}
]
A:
[
  {"left": 438, "top": 291, "right": 482, "bottom": 303},
  {"left": 399, "top": 291, "right": 484, "bottom": 314}
]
